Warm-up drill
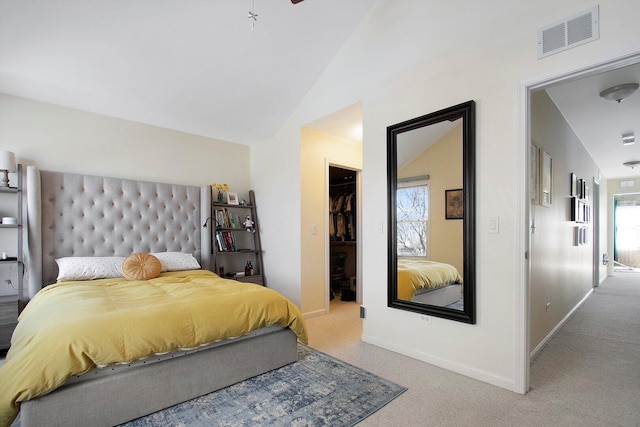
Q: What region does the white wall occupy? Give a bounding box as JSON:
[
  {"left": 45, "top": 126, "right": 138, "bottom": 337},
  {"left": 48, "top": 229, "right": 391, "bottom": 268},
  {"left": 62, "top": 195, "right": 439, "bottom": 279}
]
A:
[
  {"left": 252, "top": 0, "right": 640, "bottom": 392},
  {"left": 1, "top": 94, "right": 250, "bottom": 194}
]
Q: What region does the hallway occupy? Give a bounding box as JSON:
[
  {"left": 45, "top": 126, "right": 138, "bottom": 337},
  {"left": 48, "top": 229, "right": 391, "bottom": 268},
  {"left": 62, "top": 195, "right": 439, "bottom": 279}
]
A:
[{"left": 529, "top": 272, "right": 640, "bottom": 423}]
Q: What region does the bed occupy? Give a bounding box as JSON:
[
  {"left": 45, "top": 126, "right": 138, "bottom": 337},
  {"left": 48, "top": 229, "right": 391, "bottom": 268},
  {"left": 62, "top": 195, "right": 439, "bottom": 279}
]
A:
[
  {"left": 397, "top": 259, "right": 463, "bottom": 306},
  {"left": 0, "top": 168, "right": 307, "bottom": 427}
]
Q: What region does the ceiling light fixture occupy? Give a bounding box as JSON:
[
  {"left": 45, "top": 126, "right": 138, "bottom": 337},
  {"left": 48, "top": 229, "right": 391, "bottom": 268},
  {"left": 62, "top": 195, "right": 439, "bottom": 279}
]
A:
[
  {"left": 623, "top": 160, "right": 640, "bottom": 169},
  {"left": 622, "top": 132, "right": 635, "bottom": 146},
  {"left": 599, "top": 83, "right": 639, "bottom": 103}
]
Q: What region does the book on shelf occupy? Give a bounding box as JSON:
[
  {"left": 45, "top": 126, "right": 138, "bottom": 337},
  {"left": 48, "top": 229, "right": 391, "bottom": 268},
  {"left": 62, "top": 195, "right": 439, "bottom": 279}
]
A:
[
  {"left": 215, "top": 208, "right": 241, "bottom": 229},
  {"left": 215, "top": 231, "right": 237, "bottom": 252}
]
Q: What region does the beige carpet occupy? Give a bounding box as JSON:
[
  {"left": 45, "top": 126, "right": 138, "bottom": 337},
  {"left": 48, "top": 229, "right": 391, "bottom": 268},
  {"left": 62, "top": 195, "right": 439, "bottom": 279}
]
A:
[{"left": 305, "top": 274, "right": 640, "bottom": 426}]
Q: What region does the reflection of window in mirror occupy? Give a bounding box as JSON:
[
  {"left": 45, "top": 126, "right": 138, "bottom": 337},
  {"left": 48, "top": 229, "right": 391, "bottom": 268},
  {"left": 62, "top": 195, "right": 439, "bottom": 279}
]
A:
[{"left": 397, "top": 177, "right": 429, "bottom": 258}]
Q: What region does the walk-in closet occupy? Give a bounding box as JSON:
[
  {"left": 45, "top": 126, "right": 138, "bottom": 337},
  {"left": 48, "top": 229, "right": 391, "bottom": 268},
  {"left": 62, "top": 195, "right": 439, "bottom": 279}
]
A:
[{"left": 329, "top": 166, "right": 358, "bottom": 302}]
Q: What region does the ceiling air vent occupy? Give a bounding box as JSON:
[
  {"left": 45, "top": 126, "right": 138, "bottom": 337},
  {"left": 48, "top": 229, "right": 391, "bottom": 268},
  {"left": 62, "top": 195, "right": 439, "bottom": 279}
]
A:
[{"left": 538, "top": 6, "right": 599, "bottom": 59}]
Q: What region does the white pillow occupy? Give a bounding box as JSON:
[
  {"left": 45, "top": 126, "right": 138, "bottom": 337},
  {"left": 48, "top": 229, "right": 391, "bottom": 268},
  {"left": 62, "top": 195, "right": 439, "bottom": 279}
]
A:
[
  {"left": 56, "top": 257, "right": 126, "bottom": 281},
  {"left": 151, "top": 252, "right": 201, "bottom": 272}
]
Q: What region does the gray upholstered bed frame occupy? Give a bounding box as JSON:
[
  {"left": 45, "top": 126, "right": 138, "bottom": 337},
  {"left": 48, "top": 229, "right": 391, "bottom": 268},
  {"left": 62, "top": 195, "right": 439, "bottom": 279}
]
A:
[{"left": 19, "top": 168, "right": 297, "bottom": 427}]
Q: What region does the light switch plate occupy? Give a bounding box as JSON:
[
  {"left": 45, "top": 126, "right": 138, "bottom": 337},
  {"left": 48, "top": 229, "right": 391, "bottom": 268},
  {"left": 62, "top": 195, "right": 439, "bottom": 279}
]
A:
[{"left": 489, "top": 216, "right": 499, "bottom": 234}]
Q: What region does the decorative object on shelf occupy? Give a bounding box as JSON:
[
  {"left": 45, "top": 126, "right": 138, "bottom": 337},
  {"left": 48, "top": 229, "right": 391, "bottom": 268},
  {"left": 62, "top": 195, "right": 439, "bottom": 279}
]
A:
[
  {"left": 243, "top": 215, "right": 255, "bottom": 233},
  {"left": 227, "top": 192, "right": 239, "bottom": 205},
  {"left": 245, "top": 261, "right": 254, "bottom": 276},
  {"left": 212, "top": 182, "right": 229, "bottom": 203},
  {"left": 0, "top": 150, "right": 16, "bottom": 188}
]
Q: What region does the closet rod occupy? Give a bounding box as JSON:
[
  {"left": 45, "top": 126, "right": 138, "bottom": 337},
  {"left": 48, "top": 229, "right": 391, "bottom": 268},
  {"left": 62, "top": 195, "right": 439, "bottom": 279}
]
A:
[{"left": 329, "top": 181, "right": 355, "bottom": 187}]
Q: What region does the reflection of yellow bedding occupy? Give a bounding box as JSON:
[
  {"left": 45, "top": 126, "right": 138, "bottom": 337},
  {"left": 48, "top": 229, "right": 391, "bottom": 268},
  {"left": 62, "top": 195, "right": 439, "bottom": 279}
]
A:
[
  {"left": 0, "top": 270, "right": 307, "bottom": 426},
  {"left": 397, "top": 259, "right": 462, "bottom": 300}
]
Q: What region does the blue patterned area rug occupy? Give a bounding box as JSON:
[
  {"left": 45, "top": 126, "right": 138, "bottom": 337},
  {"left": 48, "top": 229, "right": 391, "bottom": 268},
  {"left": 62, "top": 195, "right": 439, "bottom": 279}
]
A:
[{"left": 119, "top": 344, "right": 406, "bottom": 426}]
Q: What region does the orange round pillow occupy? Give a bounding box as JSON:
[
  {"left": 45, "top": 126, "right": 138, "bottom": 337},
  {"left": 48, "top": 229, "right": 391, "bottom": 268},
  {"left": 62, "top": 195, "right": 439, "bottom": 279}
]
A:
[{"left": 121, "top": 253, "right": 162, "bottom": 281}]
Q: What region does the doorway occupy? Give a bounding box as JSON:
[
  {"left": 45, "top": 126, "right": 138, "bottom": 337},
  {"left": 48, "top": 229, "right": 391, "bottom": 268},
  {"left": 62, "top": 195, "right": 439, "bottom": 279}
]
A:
[
  {"left": 522, "top": 51, "right": 640, "bottom": 394},
  {"left": 328, "top": 166, "right": 359, "bottom": 304},
  {"left": 613, "top": 193, "right": 640, "bottom": 272}
]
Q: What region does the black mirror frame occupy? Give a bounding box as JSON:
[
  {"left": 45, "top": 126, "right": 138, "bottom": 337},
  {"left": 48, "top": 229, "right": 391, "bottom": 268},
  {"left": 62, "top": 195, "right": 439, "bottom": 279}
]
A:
[{"left": 387, "top": 100, "right": 476, "bottom": 324}]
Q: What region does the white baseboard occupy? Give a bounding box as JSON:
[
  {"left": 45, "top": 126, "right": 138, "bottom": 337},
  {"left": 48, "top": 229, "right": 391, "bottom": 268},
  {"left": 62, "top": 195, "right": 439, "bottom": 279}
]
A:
[
  {"left": 530, "top": 289, "right": 593, "bottom": 359},
  {"left": 361, "top": 334, "right": 516, "bottom": 392},
  {"left": 302, "top": 308, "right": 327, "bottom": 319}
]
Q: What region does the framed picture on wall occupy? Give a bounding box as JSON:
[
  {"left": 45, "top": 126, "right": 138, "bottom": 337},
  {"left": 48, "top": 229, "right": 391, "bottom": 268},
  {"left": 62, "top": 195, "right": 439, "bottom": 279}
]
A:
[
  {"left": 445, "top": 189, "right": 464, "bottom": 220},
  {"left": 540, "top": 149, "right": 552, "bottom": 207},
  {"left": 570, "top": 173, "right": 577, "bottom": 197},
  {"left": 583, "top": 183, "right": 589, "bottom": 201},
  {"left": 531, "top": 142, "right": 540, "bottom": 204}
]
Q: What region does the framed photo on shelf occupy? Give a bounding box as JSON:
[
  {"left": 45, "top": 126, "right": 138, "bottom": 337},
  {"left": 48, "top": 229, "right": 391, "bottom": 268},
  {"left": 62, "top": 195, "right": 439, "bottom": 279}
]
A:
[
  {"left": 445, "top": 189, "right": 464, "bottom": 220},
  {"left": 226, "top": 192, "right": 239, "bottom": 205},
  {"left": 540, "top": 149, "right": 552, "bottom": 207}
]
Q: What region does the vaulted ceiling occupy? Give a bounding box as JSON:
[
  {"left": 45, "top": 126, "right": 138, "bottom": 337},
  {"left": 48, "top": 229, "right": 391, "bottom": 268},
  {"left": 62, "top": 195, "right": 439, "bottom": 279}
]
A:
[
  {"left": 1, "top": 1, "right": 638, "bottom": 180},
  {"left": 0, "top": 0, "right": 375, "bottom": 145}
]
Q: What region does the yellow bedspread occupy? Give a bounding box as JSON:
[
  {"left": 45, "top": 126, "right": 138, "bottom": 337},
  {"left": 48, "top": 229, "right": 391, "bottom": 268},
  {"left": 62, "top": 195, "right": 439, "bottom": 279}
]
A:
[
  {"left": 0, "top": 270, "right": 307, "bottom": 426},
  {"left": 397, "top": 259, "right": 462, "bottom": 300}
]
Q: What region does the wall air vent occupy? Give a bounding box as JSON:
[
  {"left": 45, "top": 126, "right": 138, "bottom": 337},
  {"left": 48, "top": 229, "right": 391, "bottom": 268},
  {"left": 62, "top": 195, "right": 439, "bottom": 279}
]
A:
[{"left": 538, "top": 6, "right": 599, "bottom": 59}]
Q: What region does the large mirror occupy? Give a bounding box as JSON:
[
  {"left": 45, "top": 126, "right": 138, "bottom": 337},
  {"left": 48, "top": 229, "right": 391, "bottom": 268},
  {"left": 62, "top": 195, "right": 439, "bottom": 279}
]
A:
[{"left": 387, "top": 101, "right": 475, "bottom": 323}]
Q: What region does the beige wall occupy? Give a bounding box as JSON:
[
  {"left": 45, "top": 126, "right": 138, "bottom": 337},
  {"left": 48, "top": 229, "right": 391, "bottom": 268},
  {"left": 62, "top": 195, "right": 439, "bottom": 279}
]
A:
[
  {"left": 1, "top": 94, "right": 250, "bottom": 196},
  {"left": 398, "top": 124, "right": 463, "bottom": 272},
  {"left": 300, "top": 127, "right": 362, "bottom": 315},
  {"left": 529, "top": 90, "right": 601, "bottom": 352}
]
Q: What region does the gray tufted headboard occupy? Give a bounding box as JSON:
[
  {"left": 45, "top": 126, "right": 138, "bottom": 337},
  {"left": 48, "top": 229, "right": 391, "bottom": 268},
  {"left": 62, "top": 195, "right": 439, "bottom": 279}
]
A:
[{"left": 25, "top": 168, "right": 211, "bottom": 292}]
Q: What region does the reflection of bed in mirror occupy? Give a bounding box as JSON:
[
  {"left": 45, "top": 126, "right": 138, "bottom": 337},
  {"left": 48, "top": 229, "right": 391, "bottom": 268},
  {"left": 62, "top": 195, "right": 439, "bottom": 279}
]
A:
[{"left": 397, "top": 259, "right": 462, "bottom": 307}]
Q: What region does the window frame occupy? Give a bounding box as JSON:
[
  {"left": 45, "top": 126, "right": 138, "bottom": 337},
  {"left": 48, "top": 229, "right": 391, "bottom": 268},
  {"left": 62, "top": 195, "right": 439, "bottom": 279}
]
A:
[{"left": 396, "top": 177, "right": 430, "bottom": 259}]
